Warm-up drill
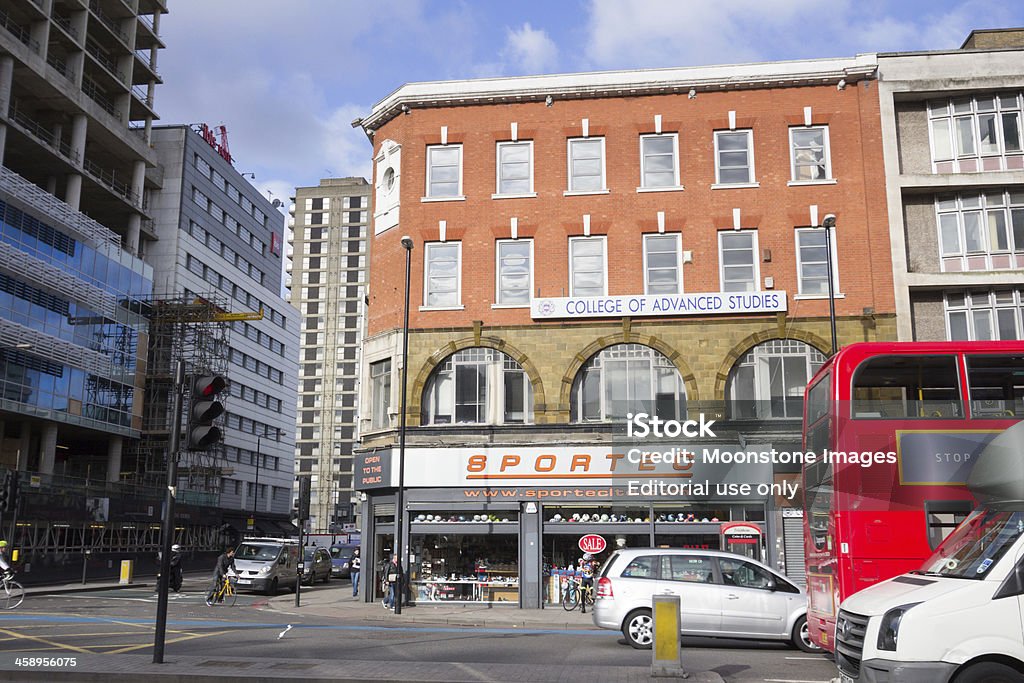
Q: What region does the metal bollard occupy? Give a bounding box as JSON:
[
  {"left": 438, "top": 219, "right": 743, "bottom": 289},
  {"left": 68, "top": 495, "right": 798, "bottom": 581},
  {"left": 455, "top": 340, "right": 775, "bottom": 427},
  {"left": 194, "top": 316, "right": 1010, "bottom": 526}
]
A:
[{"left": 651, "top": 593, "right": 688, "bottom": 678}]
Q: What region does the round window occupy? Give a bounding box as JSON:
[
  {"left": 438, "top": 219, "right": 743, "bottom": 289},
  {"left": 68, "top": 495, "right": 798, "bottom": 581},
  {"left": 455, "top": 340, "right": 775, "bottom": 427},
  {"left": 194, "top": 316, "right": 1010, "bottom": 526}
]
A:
[{"left": 383, "top": 167, "right": 396, "bottom": 192}]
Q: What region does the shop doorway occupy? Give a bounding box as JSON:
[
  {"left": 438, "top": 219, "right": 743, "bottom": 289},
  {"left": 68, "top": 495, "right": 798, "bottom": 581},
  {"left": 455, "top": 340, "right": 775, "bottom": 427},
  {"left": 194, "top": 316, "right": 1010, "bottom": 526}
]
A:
[{"left": 374, "top": 534, "right": 393, "bottom": 600}]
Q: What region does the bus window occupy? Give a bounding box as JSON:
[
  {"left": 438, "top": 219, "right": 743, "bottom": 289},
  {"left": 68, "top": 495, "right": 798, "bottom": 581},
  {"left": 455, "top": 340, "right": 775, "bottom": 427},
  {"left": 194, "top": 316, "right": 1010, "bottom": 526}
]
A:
[
  {"left": 852, "top": 355, "right": 962, "bottom": 419},
  {"left": 966, "top": 354, "right": 1024, "bottom": 418},
  {"left": 924, "top": 500, "right": 973, "bottom": 550},
  {"left": 806, "top": 373, "right": 831, "bottom": 424}
]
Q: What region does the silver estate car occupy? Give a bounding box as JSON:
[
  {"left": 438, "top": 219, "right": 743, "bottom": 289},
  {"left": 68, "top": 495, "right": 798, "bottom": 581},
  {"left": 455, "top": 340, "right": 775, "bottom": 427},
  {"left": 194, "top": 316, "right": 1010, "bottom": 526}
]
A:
[{"left": 592, "top": 548, "right": 818, "bottom": 652}]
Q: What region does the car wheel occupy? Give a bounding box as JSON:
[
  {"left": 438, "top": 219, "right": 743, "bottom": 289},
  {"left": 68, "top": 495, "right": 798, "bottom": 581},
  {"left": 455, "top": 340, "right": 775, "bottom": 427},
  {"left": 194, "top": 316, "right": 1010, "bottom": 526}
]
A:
[
  {"left": 266, "top": 578, "right": 278, "bottom": 596},
  {"left": 792, "top": 615, "right": 821, "bottom": 653},
  {"left": 952, "top": 662, "right": 1024, "bottom": 683},
  {"left": 622, "top": 609, "right": 654, "bottom": 650},
  {"left": 323, "top": 571, "right": 330, "bottom": 584}
]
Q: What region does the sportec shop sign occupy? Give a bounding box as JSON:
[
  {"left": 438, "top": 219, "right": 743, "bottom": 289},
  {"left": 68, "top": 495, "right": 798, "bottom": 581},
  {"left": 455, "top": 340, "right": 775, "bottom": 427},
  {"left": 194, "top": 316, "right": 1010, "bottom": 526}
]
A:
[{"left": 531, "top": 292, "right": 787, "bottom": 320}]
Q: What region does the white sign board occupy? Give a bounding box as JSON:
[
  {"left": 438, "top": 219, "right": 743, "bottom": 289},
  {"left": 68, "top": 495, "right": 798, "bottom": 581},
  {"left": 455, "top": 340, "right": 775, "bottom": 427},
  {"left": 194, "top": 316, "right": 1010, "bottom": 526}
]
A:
[{"left": 531, "top": 292, "right": 787, "bottom": 320}]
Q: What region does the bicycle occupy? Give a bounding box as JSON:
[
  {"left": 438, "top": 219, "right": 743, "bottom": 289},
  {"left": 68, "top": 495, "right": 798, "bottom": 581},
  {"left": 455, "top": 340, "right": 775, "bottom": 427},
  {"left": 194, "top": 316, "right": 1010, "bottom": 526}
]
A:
[
  {"left": 0, "top": 572, "right": 24, "bottom": 610},
  {"left": 205, "top": 573, "right": 237, "bottom": 607},
  {"left": 561, "top": 576, "right": 594, "bottom": 612}
]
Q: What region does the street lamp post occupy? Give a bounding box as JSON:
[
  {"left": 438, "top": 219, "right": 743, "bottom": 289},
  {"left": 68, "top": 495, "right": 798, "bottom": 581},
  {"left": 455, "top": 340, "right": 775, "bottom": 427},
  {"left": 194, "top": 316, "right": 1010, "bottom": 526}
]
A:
[
  {"left": 252, "top": 434, "right": 262, "bottom": 528},
  {"left": 394, "top": 236, "right": 413, "bottom": 615},
  {"left": 821, "top": 214, "right": 838, "bottom": 355}
]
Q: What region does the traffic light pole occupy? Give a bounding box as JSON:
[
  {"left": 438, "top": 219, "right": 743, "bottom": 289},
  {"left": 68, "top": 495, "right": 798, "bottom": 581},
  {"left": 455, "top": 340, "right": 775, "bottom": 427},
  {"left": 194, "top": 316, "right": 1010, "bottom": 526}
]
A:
[{"left": 154, "top": 360, "right": 185, "bottom": 664}]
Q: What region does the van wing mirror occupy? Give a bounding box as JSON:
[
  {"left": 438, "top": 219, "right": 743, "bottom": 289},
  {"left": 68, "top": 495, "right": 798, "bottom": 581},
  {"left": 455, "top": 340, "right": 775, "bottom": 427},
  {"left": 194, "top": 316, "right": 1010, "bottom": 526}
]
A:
[{"left": 994, "top": 560, "right": 1024, "bottom": 599}]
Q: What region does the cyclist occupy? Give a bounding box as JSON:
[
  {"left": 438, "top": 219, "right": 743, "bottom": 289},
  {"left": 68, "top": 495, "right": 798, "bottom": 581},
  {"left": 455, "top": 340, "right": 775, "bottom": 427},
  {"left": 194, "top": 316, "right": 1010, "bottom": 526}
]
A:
[
  {"left": 578, "top": 552, "right": 599, "bottom": 614},
  {"left": 205, "top": 547, "right": 236, "bottom": 606},
  {"left": 0, "top": 540, "right": 12, "bottom": 579}
]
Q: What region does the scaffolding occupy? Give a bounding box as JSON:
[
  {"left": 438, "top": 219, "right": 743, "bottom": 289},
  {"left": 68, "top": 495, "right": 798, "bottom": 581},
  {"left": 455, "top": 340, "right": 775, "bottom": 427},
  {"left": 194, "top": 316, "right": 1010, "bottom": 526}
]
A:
[{"left": 123, "top": 294, "right": 231, "bottom": 500}]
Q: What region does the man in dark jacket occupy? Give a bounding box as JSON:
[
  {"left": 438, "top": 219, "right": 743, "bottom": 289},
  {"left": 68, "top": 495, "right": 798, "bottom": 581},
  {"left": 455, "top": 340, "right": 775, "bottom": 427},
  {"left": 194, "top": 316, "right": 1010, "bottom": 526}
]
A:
[
  {"left": 350, "top": 548, "right": 361, "bottom": 598},
  {"left": 205, "top": 548, "right": 235, "bottom": 605},
  {"left": 382, "top": 554, "right": 402, "bottom": 610}
]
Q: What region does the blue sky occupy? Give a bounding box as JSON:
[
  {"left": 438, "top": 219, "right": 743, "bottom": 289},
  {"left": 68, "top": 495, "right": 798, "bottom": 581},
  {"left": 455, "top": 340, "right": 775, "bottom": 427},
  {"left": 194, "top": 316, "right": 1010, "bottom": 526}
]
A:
[{"left": 157, "top": 0, "right": 1024, "bottom": 204}]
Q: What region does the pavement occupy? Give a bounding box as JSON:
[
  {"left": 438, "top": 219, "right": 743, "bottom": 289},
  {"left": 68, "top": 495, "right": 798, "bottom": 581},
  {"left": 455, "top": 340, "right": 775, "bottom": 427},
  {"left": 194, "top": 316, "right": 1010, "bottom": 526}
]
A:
[{"left": 0, "top": 577, "right": 847, "bottom": 682}]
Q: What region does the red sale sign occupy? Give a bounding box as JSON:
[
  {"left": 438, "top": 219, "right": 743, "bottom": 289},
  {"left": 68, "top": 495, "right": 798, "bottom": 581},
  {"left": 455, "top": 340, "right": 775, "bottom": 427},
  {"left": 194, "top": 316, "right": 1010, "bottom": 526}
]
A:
[{"left": 578, "top": 534, "right": 606, "bottom": 554}]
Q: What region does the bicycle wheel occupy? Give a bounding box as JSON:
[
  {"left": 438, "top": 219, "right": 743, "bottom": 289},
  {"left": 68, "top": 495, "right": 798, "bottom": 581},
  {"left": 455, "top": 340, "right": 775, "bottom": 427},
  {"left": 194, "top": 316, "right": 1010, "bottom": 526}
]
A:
[
  {"left": 226, "top": 580, "right": 237, "bottom": 607},
  {"left": 2, "top": 580, "right": 24, "bottom": 610},
  {"left": 561, "top": 585, "right": 579, "bottom": 611}
]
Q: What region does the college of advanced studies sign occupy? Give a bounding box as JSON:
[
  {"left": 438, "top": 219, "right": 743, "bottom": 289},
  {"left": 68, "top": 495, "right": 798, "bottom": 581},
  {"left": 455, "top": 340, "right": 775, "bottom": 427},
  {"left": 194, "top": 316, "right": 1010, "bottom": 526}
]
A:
[{"left": 530, "top": 292, "right": 787, "bottom": 319}]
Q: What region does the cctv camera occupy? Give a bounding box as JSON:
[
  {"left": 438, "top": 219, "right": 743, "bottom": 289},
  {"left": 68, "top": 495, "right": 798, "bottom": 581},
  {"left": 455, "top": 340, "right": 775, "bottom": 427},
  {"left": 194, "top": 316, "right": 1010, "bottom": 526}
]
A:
[
  {"left": 822, "top": 214, "right": 837, "bottom": 229},
  {"left": 401, "top": 236, "right": 414, "bottom": 250}
]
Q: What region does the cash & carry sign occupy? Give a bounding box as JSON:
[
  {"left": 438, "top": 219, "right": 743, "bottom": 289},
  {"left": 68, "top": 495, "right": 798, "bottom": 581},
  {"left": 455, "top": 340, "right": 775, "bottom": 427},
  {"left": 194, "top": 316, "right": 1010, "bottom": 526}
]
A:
[{"left": 531, "top": 292, "right": 787, "bottom": 319}]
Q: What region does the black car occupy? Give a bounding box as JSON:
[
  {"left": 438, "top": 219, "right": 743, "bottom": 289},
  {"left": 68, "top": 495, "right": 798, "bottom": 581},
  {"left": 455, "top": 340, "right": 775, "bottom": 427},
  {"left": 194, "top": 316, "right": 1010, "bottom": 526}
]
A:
[{"left": 301, "top": 546, "right": 332, "bottom": 584}]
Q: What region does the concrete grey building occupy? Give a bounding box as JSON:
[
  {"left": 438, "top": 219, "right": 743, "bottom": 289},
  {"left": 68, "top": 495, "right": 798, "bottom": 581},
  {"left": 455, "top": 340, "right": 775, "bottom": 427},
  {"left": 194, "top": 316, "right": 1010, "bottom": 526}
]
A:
[
  {"left": 148, "top": 124, "right": 300, "bottom": 529},
  {"left": 878, "top": 29, "right": 1024, "bottom": 341},
  {"left": 286, "top": 178, "right": 370, "bottom": 532}
]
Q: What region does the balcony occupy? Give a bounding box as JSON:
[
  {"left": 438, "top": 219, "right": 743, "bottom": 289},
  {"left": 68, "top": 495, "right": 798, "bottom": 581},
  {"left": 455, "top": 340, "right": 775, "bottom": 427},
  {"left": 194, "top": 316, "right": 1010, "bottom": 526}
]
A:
[
  {"left": 85, "top": 36, "right": 128, "bottom": 85},
  {"left": 81, "top": 74, "right": 123, "bottom": 122},
  {"left": 0, "top": 6, "right": 40, "bottom": 54},
  {"left": 88, "top": 0, "right": 131, "bottom": 49},
  {"left": 6, "top": 98, "right": 81, "bottom": 164},
  {"left": 82, "top": 156, "right": 137, "bottom": 204}
]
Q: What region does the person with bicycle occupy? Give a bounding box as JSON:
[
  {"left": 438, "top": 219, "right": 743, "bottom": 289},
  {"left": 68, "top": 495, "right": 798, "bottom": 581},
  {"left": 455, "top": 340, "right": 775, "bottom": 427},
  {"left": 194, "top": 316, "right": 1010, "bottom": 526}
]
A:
[
  {"left": 206, "top": 547, "right": 236, "bottom": 606},
  {"left": 0, "top": 540, "right": 12, "bottom": 580},
  {"left": 578, "top": 552, "right": 599, "bottom": 614}
]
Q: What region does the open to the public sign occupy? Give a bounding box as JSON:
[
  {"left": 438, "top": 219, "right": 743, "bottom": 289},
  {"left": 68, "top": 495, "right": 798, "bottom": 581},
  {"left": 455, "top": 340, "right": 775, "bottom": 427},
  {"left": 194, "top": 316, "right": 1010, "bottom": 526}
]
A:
[{"left": 578, "top": 534, "right": 607, "bottom": 554}]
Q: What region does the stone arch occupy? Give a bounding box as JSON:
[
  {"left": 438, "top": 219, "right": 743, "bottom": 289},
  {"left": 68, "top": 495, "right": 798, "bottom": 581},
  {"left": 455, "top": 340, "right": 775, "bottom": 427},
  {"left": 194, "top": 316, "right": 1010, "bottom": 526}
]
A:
[
  {"left": 557, "top": 333, "right": 699, "bottom": 417},
  {"left": 713, "top": 330, "right": 831, "bottom": 402},
  {"left": 408, "top": 336, "right": 546, "bottom": 426}
]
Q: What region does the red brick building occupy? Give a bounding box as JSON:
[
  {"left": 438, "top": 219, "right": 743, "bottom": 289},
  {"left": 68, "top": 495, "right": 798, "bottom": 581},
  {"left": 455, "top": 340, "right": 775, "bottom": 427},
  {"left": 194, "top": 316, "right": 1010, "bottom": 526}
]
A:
[{"left": 353, "top": 56, "right": 895, "bottom": 608}]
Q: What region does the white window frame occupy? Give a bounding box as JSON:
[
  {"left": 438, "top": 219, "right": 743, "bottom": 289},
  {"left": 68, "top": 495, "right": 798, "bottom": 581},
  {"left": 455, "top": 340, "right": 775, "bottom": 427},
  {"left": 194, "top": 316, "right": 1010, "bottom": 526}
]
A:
[
  {"left": 494, "top": 141, "right": 536, "bottom": 198},
  {"left": 642, "top": 233, "right": 683, "bottom": 295},
  {"left": 927, "top": 93, "right": 1024, "bottom": 173},
  {"left": 424, "top": 144, "right": 464, "bottom": 201},
  {"left": 421, "top": 241, "right": 463, "bottom": 310},
  {"left": 788, "top": 125, "right": 835, "bottom": 185},
  {"left": 568, "top": 236, "right": 608, "bottom": 297},
  {"left": 421, "top": 348, "right": 534, "bottom": 426},
  {"left": 935, "top": 190, "right": 1024, "bottom": 272},
  {"left": 494, "top": 239, "right": 534, "bottom": 308},
  {"left": 794, "top": 227, "right": 842, "bottom": 298},
  {"left": 945, "top": 289, "right": 1024, "bottom": 341},
  {"left": 370, "top": 358, "right": 392, "bottom": 431},
  {"left": 718, "top": 230, "right": 760, "bottom": 292},
  {"left": 638, "top": 133, "right": 683, "bottom": 191},
  {"left": 713, "top": 130, "right": 757, "bottom": 188},
  {"left": 565, "top": 137, "right": 608, "bottom": 195}
]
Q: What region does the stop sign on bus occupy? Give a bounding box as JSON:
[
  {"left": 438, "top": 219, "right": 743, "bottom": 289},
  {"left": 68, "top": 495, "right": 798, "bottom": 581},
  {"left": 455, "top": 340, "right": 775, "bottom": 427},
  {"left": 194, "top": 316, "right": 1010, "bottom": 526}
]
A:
[{"left": 578, "top": 534, "right": 606, "bottom": 554}]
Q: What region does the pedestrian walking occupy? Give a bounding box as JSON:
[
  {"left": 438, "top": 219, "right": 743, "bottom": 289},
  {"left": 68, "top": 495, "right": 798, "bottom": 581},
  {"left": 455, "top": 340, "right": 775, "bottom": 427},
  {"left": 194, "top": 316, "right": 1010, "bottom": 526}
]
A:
[
  {"left": 382, "top": 554, "right": 402, "bottom": 610},
  {"left": 350, "top": 548, "right": 361, "bottom": 598}
]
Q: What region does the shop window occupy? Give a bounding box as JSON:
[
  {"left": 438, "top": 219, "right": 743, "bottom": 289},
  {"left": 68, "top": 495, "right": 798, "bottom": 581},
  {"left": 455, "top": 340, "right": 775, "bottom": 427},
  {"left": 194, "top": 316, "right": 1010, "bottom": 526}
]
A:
[
  {"left": 570, "top": 343, "right": 686, "bottom": 423},
  {"left": 409, "top": 533, "right": 518, "bottom": 604},
  {"left": 421, "top": 347, "right": 534, "bottom": 425},
  {"left": 727, "top": 339, "right": 825, "bottom": 419},
  {"left": 652, "top": 505, "right": 726, "bottom": 523},
  {"left": 411, "top": 511, "right": 516, "bottom": 523},
  {"left": 545, "top": 505, "right": 649, "bottom": 524}
]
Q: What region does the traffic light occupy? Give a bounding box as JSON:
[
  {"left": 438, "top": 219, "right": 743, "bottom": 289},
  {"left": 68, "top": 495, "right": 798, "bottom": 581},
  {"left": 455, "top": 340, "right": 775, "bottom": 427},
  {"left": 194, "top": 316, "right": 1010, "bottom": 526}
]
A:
[
  {"left": 297, "top": 476, "right": 311, "bottom": 521},
  {"left": 0, "top": 471, "right": 18, "bottom": 513},
  {"left": 187, "top": 374, "right": 227, "bottom": 450}
]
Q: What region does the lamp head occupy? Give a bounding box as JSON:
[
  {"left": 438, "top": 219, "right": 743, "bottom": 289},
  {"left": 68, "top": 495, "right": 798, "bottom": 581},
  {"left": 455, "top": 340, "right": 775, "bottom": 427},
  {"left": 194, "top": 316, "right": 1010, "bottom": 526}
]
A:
[
  {"left": 822, "top": 214, "right": 837, "bottom": 229},
  {"left": 400, "top": 236, "right": 414, "bottom": 250}
]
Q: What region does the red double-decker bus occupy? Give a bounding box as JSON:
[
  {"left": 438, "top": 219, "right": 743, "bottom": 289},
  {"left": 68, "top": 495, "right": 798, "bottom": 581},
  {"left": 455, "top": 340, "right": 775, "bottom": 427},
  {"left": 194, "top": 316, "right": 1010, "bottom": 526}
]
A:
[{"left": 801, "top": 341, "right": 1024, "bottom": 651}]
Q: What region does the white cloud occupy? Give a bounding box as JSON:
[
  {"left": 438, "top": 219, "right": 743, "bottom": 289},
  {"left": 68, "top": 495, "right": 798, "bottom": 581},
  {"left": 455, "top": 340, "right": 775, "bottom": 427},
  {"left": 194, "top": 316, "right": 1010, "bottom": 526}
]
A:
[{"left": 501, "top": 23, "right": 560, "bottom": 74}]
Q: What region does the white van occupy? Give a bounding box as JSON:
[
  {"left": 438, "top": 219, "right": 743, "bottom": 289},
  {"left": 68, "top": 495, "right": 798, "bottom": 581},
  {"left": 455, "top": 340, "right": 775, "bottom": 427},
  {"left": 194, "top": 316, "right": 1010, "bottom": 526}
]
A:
[
  {"left": 232, "top": 537, "right": 299, "bottom": 595},
  {"left": 835, "top": 421, "right": 1024, "bottom": 683}
]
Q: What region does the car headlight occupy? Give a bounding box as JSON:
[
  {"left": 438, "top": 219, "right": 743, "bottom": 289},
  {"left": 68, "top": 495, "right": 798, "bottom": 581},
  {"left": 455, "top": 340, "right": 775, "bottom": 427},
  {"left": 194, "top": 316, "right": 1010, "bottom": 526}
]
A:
[
  {"left": 876, "top": 602, "right": 921, "bottom": 651},
  {"left": 257, "top": 566, "right": 271, "bottom": 576}
]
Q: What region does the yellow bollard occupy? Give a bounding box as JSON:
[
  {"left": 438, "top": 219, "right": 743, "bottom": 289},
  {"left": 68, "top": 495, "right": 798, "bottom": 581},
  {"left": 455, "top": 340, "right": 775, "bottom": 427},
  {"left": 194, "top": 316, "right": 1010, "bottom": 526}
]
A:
[
  {"left": 119, "top": 559, "right": 133, "bottom": 585},
  {"left": 651, "top": 593, "right": 688, "bottom": 678}
]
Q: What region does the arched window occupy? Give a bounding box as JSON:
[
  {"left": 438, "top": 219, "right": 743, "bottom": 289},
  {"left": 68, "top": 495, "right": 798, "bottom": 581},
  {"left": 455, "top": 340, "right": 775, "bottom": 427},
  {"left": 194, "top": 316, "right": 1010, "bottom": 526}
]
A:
[
  {"left": 421, "top": 348, "right": 533, "bottom": 425},
  {"left": 726, "top": 339, "right": 826, "bottom": 419},
  {"left": 570, "top": 344, "right": 686, "bottom": 422}
]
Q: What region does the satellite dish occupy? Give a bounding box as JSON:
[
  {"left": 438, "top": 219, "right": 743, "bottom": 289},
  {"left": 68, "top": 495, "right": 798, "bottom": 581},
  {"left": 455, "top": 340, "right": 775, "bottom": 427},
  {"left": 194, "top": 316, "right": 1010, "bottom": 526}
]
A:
[{"left": 272, "top": 199, "right": 282, "bottom": 208}]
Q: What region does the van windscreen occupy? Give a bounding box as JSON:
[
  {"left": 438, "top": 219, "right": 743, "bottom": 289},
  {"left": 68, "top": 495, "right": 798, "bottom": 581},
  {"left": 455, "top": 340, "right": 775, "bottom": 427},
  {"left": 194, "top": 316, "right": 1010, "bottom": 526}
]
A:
[{"left": 236, "top": 544, "right": 280, "bottom": 561}]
